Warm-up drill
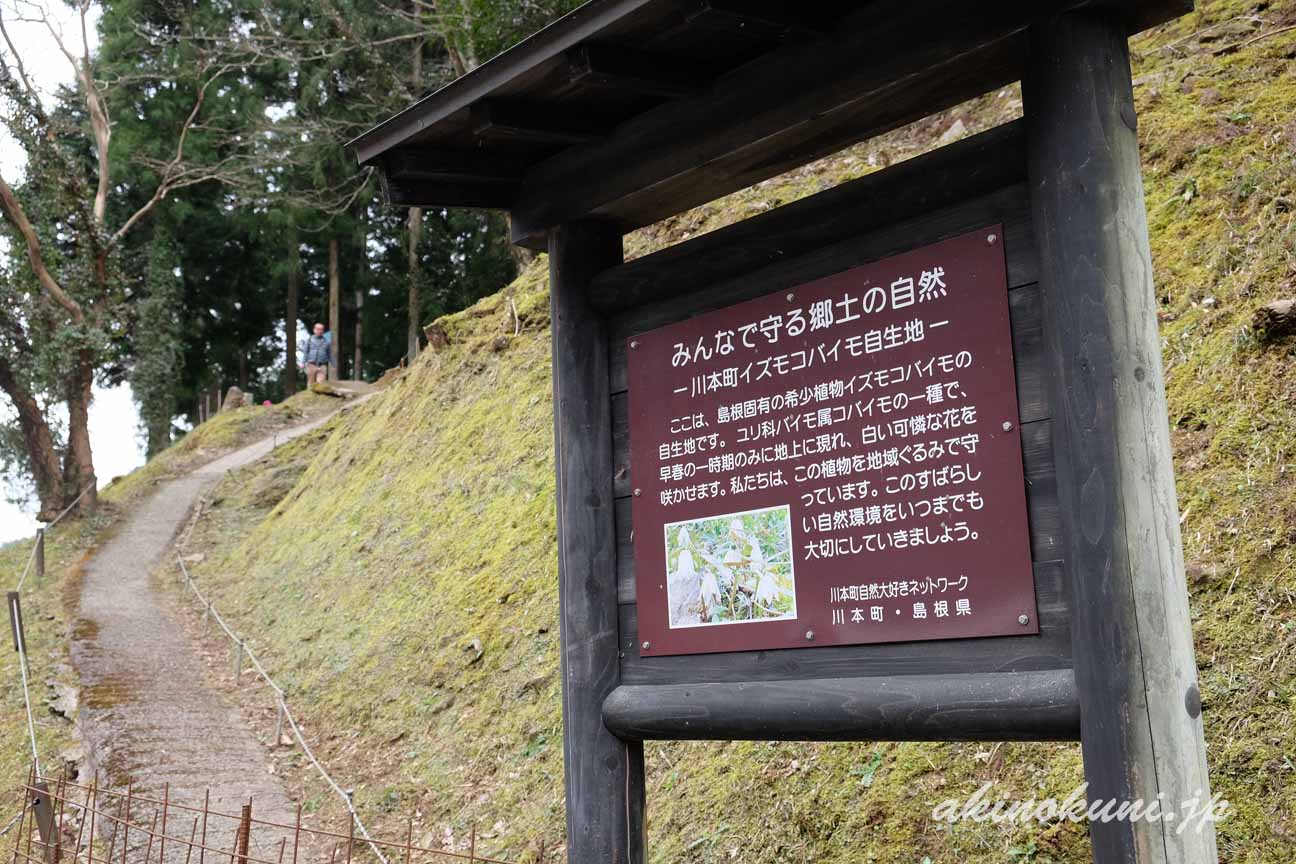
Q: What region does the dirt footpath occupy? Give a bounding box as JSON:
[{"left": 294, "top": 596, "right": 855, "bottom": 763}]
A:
[{"left": 69, "top": 398, "right": 369, "bottom": 849}]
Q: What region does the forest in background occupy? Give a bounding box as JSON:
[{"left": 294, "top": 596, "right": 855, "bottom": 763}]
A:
[{"left": 0, "top": 0, "right": 583, "bottom": 520}]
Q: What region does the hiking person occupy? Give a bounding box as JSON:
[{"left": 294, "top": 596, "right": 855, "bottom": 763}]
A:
[{"left": 302, "top": 323, "right": 331, "bottom": 384}]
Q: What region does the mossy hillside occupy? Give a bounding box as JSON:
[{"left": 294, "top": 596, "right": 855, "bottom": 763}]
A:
[
  {"left": 114, "top": 2, "right": 1296, "bottom": 861},
  {"left": 1132, "top": 1, "right": 1296, "bottom": 855}
]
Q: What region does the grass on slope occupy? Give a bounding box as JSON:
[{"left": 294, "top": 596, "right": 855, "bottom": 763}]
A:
[{"left": 14, "top": 1, "right": 1293, "bottom": 861}]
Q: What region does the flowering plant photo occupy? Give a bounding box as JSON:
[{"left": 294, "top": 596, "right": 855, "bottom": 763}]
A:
[{"left": 664, "top": 506, "right": 797, "bottom": 628}]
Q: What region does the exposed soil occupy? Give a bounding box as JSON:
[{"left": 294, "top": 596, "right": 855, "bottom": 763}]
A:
[{"left": 68, "top": 399, "right": 370, "bottom": 855}]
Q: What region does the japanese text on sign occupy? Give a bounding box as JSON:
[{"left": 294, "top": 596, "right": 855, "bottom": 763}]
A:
[{"left": 626, "top": 227, "right": 1038, "bottom": 657}]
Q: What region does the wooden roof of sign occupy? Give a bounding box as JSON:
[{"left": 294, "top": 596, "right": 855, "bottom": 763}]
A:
[{"left": 351, "top": 0, "right": 1188, "bottom": 250}]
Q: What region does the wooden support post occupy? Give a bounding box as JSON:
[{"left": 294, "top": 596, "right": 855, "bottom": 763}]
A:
[
  {"left": 1025, "top": 11, "right": 1217, "bottom": 863},
  {"left": 34, "top": 529, "right": 44, "bottom": 585},
  {"left": 232, "top": 640, "right": 243, "bottom": 683},
  {"left": 273, "top": 697, "right": 285, "bottom": 747},
  {"left": 548, "top": 221, "right": 645, "bottom": 864}
]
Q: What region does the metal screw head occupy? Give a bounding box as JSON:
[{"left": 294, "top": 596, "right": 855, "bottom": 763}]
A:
[
  {"left": 1002, "top": 421, "right": 1014, "bottom": 432},
  {"left": 805, "top": 630, "right": 815, "bottom": 641},
  {"left": 641, "top": 641, "right": 651, "bottom": 650},
  {"left": 987, "top": 233, "right": 999, "bottom": 245},
  {"left": 629, "top": 339, "right": 639, "bottom": 349},
  {"left": 786, "top": 292, "right": 795, "bottom": 302},
  {"left": 1018, "top": 614, "right": 1030, "bottom": 625},
  {"left": 633, "top": 488, "right": 642, "bottom": 497}
]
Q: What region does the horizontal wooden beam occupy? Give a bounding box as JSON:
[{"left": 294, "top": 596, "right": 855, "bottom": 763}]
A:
[
  {"left": 383, "top": 177, "right": 518, "bottom": 209},
  {"left": 506, "top": 0, "right": 1190, "bottom": 249},
  {"left": 471, "top": 102, "right": 606, "bottom": 146},
  {"left": 507, "top": 0, "right": 1035, "bottom": 248},
  {"left": 350, "top": 0, "right": 659, "bottom": 164},
  {"left": 682, "top": 0, "right": 830, "bottom": 39},
  {"left": 590, "top": 119, "right": 1025, "bottom": 313},
  {"left": 603, "top": 670, "right": 1080, "bottom": 741},
  {"left": 384, "top": 148, "right": 529, "bottom": 183},
  {"left": 567, "top": 44, "right": 703, "bottom": 99}
]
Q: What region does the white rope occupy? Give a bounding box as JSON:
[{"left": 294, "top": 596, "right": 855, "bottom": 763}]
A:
[
  {"left": 6, "top": 483, "right": 94, "bottom": 797},
  {"left": 14, "top": 483, "right": 94, "bottom": 593},
  {"left": 13, "top": 541, "right": 38, "bottom": 593},
  {"left": 10, "top": 595, "right": 41, "bottom": 778},
  {"left": 46, "top": 483, "right": 95, "bottom": 530},
  {"left": 173, "top": 552, "right": 389, "bottom": 864}
]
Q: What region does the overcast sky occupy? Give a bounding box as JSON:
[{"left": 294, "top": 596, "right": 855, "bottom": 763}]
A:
[{"left": 0, "top": 2, "right": 147, "bottom": 544}]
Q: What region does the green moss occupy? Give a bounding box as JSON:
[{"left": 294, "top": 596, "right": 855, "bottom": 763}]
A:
[
  {"left": 7, "top": 1, "right": 1294, "bottom": 859},
  {"left": 168, "top": 7, "right": 1296, "bottom": 859}
]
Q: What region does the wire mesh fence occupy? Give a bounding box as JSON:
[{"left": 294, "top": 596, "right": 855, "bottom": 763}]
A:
[{"left": 5, "top": 769, "right": 529, "bottom": 864}]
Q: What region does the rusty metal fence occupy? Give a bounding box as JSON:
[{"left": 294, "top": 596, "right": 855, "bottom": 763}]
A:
[{"left": 6, "top": 769, "right": 528, "bottom": 864}]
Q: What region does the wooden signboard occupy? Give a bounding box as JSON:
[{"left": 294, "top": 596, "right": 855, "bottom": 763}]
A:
[
  {"left": 356, "top": 2, "right": 1216, "bottom": 861},
  {"left": 626, "top": 228, "right": 1037, "bottom": 656}
]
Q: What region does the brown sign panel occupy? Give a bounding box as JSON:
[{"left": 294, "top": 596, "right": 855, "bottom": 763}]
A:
[{"left": 626, "top": 226, "right": 1037, "bottom": 657}]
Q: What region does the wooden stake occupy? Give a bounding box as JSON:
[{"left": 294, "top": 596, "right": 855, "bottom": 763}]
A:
[{"left": 34, "top": 530, "right": 44, "bottom": 585}]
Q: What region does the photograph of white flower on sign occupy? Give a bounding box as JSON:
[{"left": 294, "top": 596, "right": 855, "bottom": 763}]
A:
[{"left": 664, "top": 506, "right": 797, "bottom": 628}]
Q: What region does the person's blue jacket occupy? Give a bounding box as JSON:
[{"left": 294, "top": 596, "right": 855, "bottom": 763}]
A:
[{"left": 302, "top": 334, "right": 331, "bottom": 365}]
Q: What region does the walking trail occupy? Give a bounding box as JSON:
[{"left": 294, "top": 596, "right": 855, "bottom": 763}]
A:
[{"left": 69, "top": 389, "right": 374, "bottom": 845}]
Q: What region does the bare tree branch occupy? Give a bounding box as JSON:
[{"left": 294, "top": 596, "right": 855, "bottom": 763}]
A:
[
  {"left": 108, "top": 64, "right": 233, "bottom": 247},
  {"left": 0, "top": 171, "right": 84, "bottom": 323}
]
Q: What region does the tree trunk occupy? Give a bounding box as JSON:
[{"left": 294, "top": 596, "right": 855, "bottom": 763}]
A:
[
  {"left": 407, "top": 207, "right": 422, "bottom": 363},
  {"left": 63, "top": 352, "right": 97, "bottom": 513},
  {"left": 283, "top": 227, "right": 300, "bottom": 396},
  {"left": 284, "top": 229, "right": 301, "bottom": 395},
  {"left": 328, "top": 236, "right": 340, "bottom": 380},
  {"left": 406, "top": 28, "right": 425, "bottom": 365},
  {"left": 238, "top": 351, "right": 248, "bottom": 390},
  {"left": 146, "top": 412, "right": 170, "bottom": 458},
  {"left": 0, "top": 356, "right": 65, "bottom": 520},
  {"left": 353, "top": 288, "right": 364, "bottom": 381}
]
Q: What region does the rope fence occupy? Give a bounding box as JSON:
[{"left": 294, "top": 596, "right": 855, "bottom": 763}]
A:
[
  {"left": 8, "top": 484, "right": 96, "bottom": 782},
  {"left": 14, "top": 484, "right": 94, "bottom": 593},
  {"left": 173, "top": 502, "right": 392, "bottom": 864}
]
